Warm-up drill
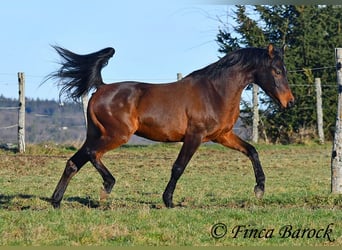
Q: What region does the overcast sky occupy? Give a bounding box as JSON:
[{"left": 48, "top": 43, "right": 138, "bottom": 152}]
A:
[{"left": 0, "top": 0, "right": 233, "bottom": 100}]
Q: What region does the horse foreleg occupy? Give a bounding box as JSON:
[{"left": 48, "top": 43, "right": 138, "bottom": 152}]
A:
[
  {"left": 215, "top": 132, "right": 265, "bottom": 199},
  {"left": 163, "top": 133, "right": 202, "bottom": 208}
]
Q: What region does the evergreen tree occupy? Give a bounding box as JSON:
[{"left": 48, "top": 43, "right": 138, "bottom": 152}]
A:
[{"left": 217, "top": 5, "right": 342, "bottom": 143}]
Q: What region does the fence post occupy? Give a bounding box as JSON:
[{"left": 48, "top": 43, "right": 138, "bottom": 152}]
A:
[
  {"left": 81, "top": 93, "right": 88, "bottom": 128},
  {"left": 315, "top": 78, "right": 324, "bottom": 144},
  {"left": 18, "top": 72, "right": 25, "bottom": 153},
  {"left": 331, "top": 48, "right": 342, "bottom": 193},
  {"left": 252, "top": 84, "right": 259, "bottom": 143}
]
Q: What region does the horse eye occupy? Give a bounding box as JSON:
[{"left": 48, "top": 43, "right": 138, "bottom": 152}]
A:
[{"left": 276, "top": 70, "right": 281, "bottom": 75}]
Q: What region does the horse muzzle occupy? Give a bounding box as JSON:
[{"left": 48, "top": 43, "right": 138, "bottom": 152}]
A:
[
  {"left": 286, "top": 98, "right": 295, "bottom": 108},
  {"left": 278, "top": 92, "right": 295, "bottom": 109}
]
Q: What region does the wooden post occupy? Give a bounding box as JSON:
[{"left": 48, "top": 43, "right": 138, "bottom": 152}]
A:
[
  {"left": 18, "top": 72, "right": 25, "bottom": 153},
  {"left": 81, "top": 93, "right": 88, "bottom": 128},
  {"left": 252, "top": 84, "right": 259, "bottom": 143},
  {"left": 177, "top": 73, "right": 182, "bottom": 81},
  {"left": 331, "top": 48, "right": 342, "bottom": 193},
  {"left": 315, "top": 78, "right": 324, "bottom": 144}
]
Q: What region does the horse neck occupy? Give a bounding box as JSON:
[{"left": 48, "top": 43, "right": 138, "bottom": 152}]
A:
[{"left": 210, "top": 67, "right": 255, "bottom": 101}]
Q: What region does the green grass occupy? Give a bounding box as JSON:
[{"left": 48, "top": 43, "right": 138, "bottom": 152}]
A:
[{"left": 0, "top": 142, "right": 341, "bottom": 246}]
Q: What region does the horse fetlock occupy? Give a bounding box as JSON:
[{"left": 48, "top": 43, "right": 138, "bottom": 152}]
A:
[
  {"left": 103, "top": 180, "right": 115, "bottom": 194},
  {"left": 162, "top": 192, "right": 174, "bottom": 208},
  {"left": 51, "top": 199, "right": 61, "bottom": 209}
]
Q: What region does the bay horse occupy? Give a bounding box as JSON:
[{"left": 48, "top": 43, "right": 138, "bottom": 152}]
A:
[{"left": 49, "top": 44, "right": 294, "bottom": 208}]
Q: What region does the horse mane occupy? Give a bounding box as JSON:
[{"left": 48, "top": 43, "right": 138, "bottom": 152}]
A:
[{"left": 186, "top": 47, "right": 274, "bottom": 80}]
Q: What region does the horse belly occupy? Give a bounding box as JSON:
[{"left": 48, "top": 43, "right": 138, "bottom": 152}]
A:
[
  {"left": 136, "top": 115, "right": 187, "bottom": 142},
  {"left": 134, "top": 82, "right": 193, "bottom": 142}
]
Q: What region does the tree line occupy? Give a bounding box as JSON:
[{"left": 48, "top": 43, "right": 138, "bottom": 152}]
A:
[{"left": 216, "top": 5, "right": 342, "bottom": 143}]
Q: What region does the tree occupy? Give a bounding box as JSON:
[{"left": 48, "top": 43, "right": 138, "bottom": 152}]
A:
[{"left": 217, "top": 5, "right": 342, "bottom": 143}]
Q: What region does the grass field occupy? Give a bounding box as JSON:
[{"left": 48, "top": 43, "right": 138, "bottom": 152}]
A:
[{"left": 0, "top": 142, "right": 341, "bottom": 246}]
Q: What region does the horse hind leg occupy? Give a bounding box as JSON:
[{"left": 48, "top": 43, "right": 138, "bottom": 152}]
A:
[
  {"left": 87, "top": 133, "right": 133, "bottom": 201},
  {"left": 89, "top": 152, "right": 116, "bottom": 201},
  {"left": 51, "top": 147, "right": 89, "bottom": 208},
  {"left": 51, "top": 136, "right": 122, "bottom": 208}
]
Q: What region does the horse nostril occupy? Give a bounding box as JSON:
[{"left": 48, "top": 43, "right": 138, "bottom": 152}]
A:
[{"left": 287, "top": 99, "right": 295, "bottom": 108}]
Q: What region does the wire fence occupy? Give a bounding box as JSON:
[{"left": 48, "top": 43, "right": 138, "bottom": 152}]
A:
[{"left": 0, "top": 105, "right": 19, "bottom": 146}]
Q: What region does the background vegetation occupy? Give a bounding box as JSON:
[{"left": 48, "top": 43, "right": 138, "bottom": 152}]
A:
[{"left": 217, "top": 5, "right": 342, "bottom": 143}]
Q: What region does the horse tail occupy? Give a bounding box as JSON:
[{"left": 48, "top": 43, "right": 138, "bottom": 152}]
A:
[{"left": 50, "top": 46, "right": 115, "bottom": 101}]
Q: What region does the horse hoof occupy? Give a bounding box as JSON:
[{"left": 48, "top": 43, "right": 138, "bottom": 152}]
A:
[
  {"left": 254, "top": 185, "right": 264, "bottom": 199},
  {"left": 165, "top": 202, "right": 175, "bottom": 208},
  {"left": 163, "top": 197, "right": 174, "bottom": 208},
  {"left": 51, "top": 201, "right": 61, "bottom": 209},
  {"left": 100, "top": 188, "right": 110, "bottom": 201},
  {"left": 103, "top": 181, "right": 115, "bottom": 194}
]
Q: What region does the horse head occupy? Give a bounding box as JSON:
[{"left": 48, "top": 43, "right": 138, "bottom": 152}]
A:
[{"left": 255, "top": 44, "right": 295, "bottom": 108}]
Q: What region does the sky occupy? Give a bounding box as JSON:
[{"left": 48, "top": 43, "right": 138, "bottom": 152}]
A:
[{"left": 0, "top": 0, "right": 232, "bottom": 101}]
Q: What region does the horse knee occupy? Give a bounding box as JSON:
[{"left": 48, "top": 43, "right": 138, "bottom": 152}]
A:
[
  {"left": 171, "top": 164, "right": 185, "bottom": 180},
  {"left": 246, "top": 145, "right": 259, "bottom": 160}
]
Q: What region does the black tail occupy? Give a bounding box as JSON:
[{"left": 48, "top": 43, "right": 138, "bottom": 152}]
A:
[{"left": 49, "top": 46, "right": 115, "bottom": 101}]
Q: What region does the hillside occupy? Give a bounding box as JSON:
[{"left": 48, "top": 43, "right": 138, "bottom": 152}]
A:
[
  {"left": 0, "top": 95, "right": 86, "bottom": 144},
  {"left": 0, "top": 96, "right": 162, "bottom": 145}
]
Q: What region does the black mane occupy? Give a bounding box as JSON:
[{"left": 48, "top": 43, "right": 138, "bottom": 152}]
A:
[{"left": 186, "top": 47, "right": 278, "bottom": 80}]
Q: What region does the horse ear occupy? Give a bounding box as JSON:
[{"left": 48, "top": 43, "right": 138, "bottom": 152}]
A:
[
  {"left": 281, "top": 44, "right": 287, "bottom": 55},
  {"left": 267, "top": 44, "right": 275, "bottom": 58}
]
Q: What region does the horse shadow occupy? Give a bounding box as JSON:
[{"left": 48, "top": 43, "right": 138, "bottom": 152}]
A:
[
  {"left": 0, "top": 193, "right": 104, "bottom": 209},
  {"left": 0, "top": 192, "right": 171, "bottom": 210},
  {"left": 0, "top": 194, "right": 42, "bottom": 210},
  {"left": 0, "top": 193, "right": 159, "bottom": 209}
]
